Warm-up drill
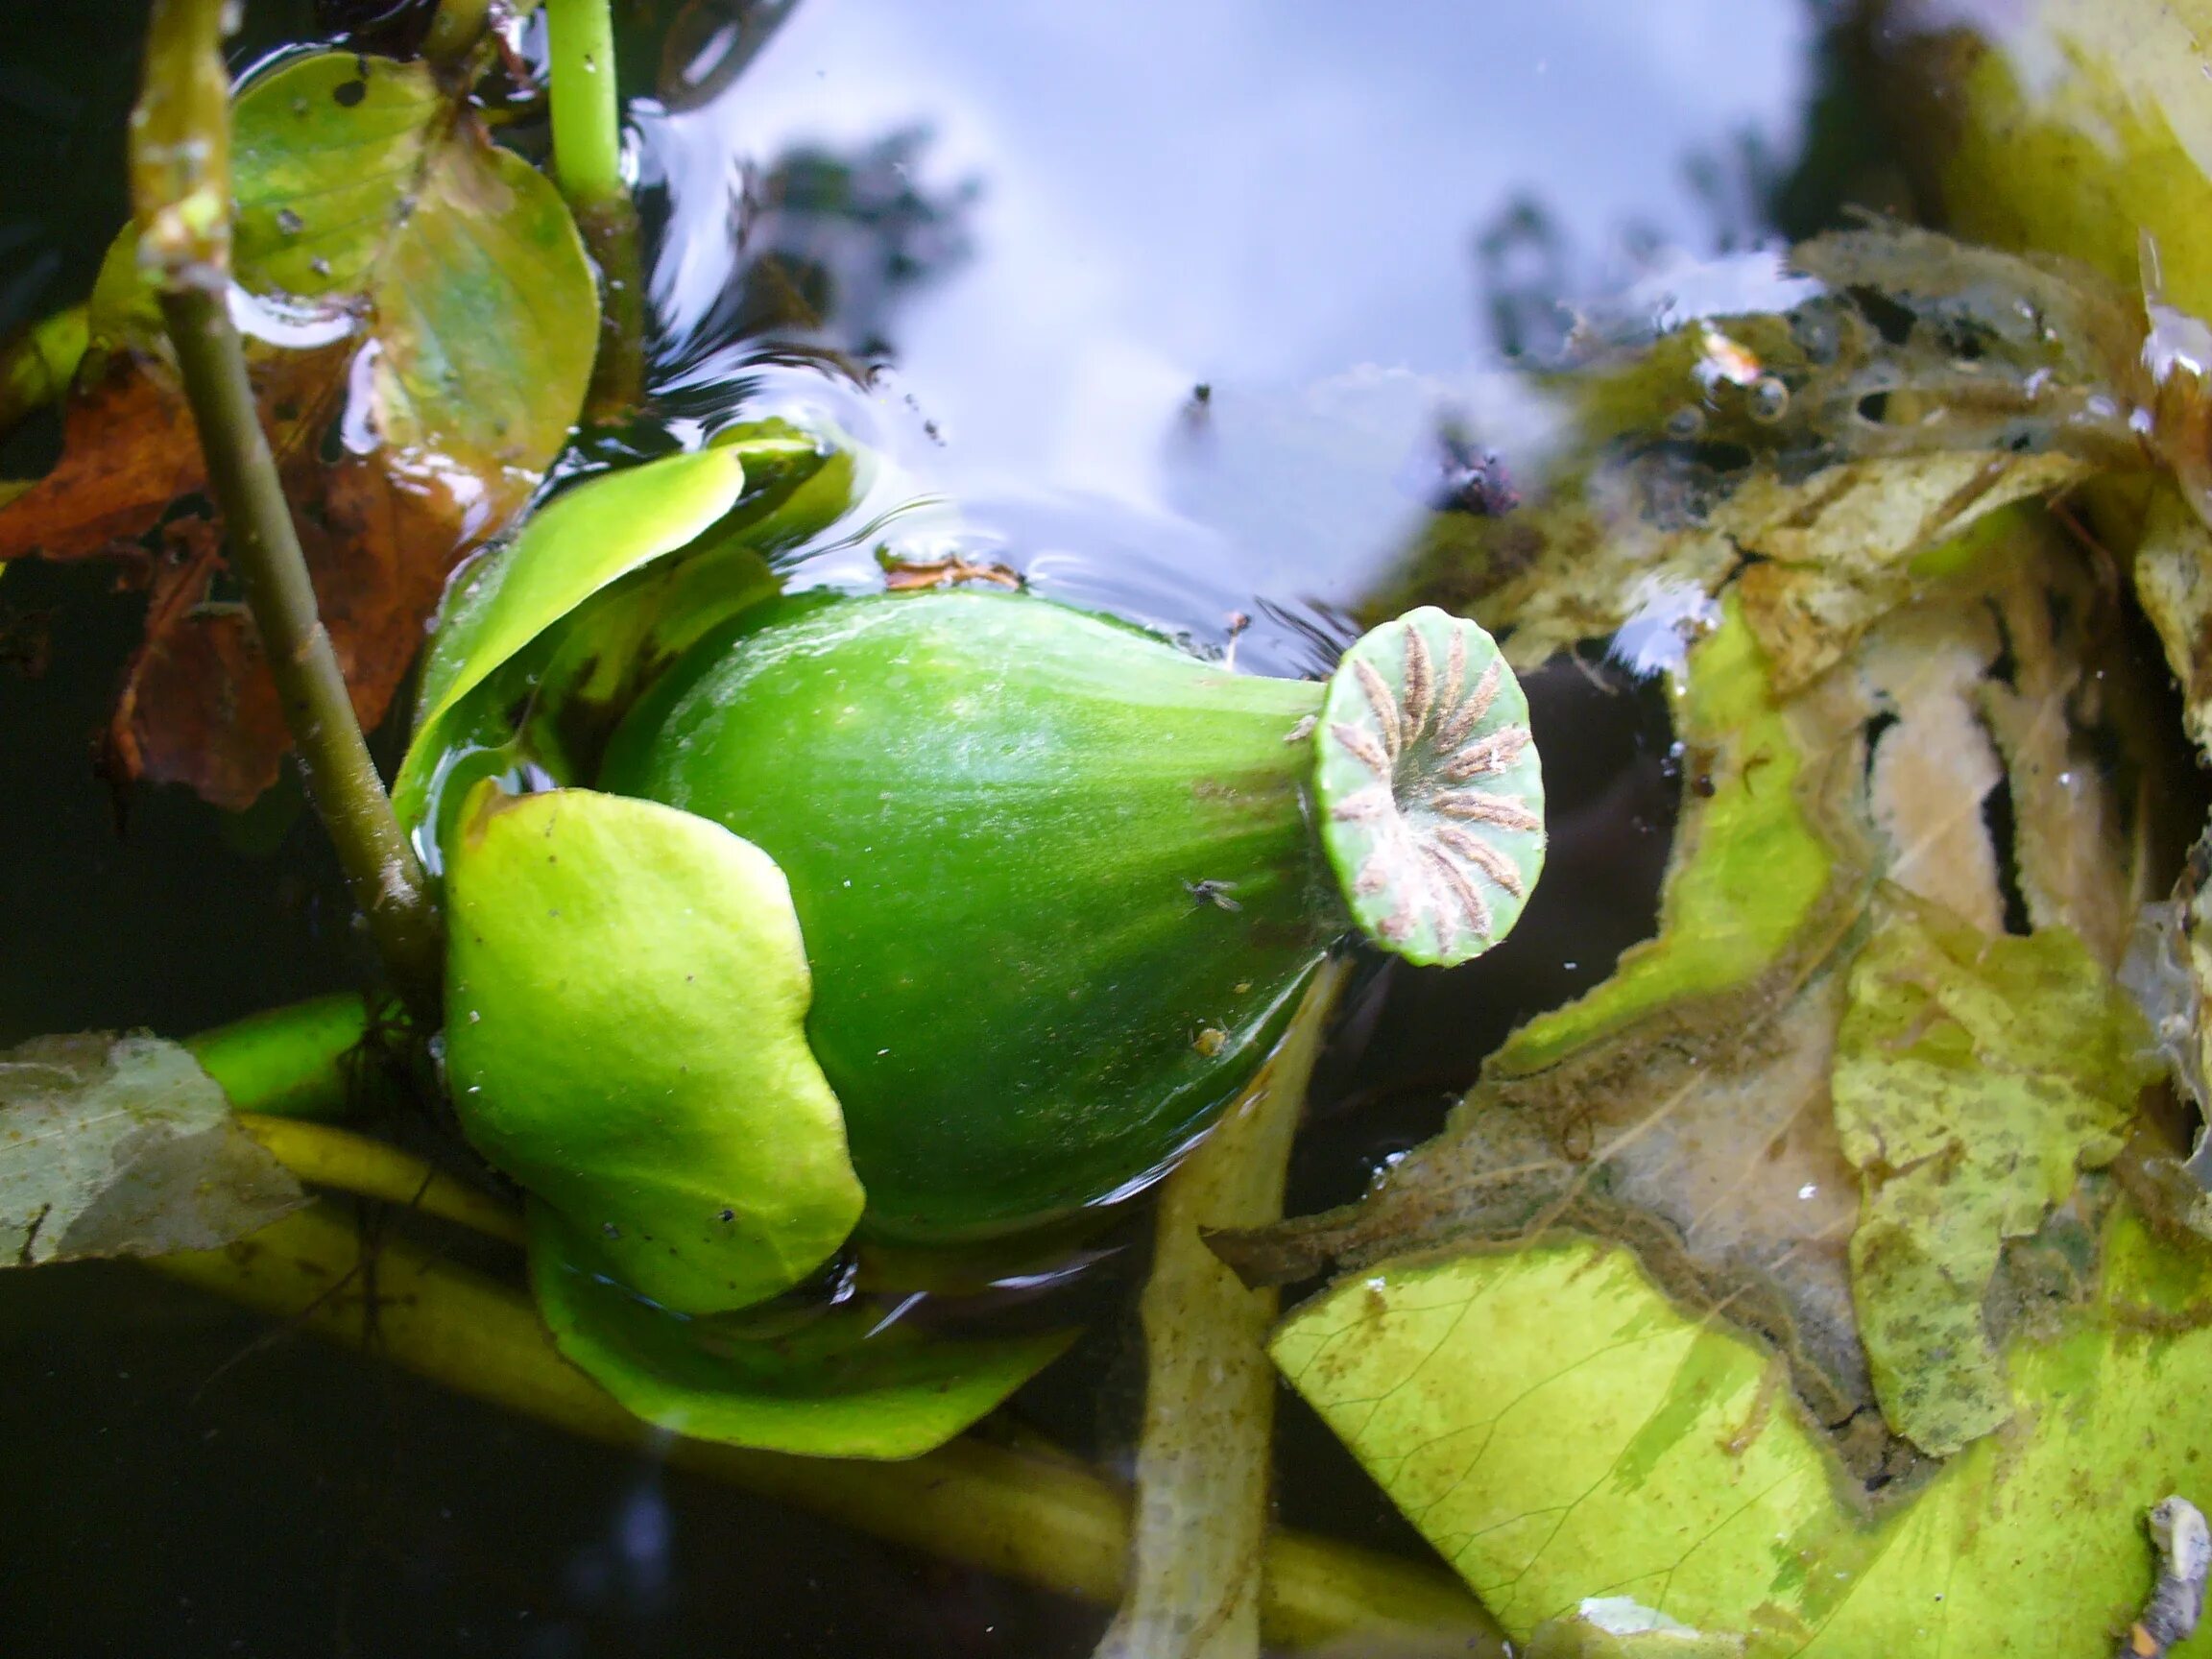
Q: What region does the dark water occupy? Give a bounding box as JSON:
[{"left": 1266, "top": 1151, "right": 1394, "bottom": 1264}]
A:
[{"left": 1, "top": 2, "right": 1863, "bottom": 1653}]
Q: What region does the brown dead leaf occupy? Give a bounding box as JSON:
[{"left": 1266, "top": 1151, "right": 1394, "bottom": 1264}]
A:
[
  {"left": 0, "top": 49, "right": 595, "bottom": 808},
  {"left": 2, "top": 337, "right": 497, "bottom": 808}
]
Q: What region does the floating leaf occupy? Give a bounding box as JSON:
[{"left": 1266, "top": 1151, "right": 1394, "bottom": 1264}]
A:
[
  {"left": 1834, "top": 894, "right": 2156, "bottom": 1455},
  {"left": 530, "top": 1206, "right": 1072, "bottom": 1459},
  {"left": 395, "top": 422, "right": 861, "bottom": 844},
  {"left": 1, "top": 1031, "right": 303, "bottom": 1264},
  {"left": 0, "top": 51, "right": 595, "bottom": 807},
  {"left": 1374, "top": 230, "right": 2142, "bottom": 665},
  {"left": 444, "top": 783, "right": 865, "bottom": 1315},
  {"left": 1230, "top": 487, "right": 2164, "bottom": 1474},
  {"left": 1219, "top": 592, "right": 1878, "bottom": 1427},
  {"left": 1274, "top": 1201, "right": 2212, "bottom": 1654},
  {"left": 1494, "top": 590, "right": 1838, "bottom": 1076}
]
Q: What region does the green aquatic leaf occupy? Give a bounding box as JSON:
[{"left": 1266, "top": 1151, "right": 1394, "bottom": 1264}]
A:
[
  {"left": 226, "top": 51, "right": 594, "bottom": 473},
  {"left": 530, "top": 1205, "right": 1073, "bottom": 1459},
  {"left": 1834, "top": 895, "right": 2158, "bottom": 1455},
  {"left": 0, "top": 1032, "right": 304, "bottom": 1263},
  {"left": 1273, "top": 1201, "right": 2212, "bottom": 1655},
  {"left": 412, "top": 448, "right": 751, "bottom": 742},
  {"left": 397, "top": 423, "right": 862, "bottom": 836},
  {"left": 443, "top": 784, "right": 865, "bottom": 1314}
]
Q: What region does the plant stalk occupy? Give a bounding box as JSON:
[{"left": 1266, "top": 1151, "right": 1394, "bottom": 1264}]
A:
[
  {"left": 1094, "top": 956, "right": 1354, "bottom": 1659},
  {"left": 156, "top": 286, "right": 445, "bottom": 1021},
  {"left": 546, "top": 0, "right": 644, "bottom": 417},
  {"left": 134, "top": 0, "right": 444, "bottom": 1022}
]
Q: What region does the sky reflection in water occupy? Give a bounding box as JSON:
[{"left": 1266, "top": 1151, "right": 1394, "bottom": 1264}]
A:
[{"left": 638, "top": 0, "right": 1812, "bottom": 642}]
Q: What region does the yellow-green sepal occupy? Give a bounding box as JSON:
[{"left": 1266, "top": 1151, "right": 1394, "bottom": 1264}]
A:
[
  {"left": 530, "top": 1205, "right": 1076, "bottom": 1459},
  {"left": 444, "top": 782, "right": 864, "bottom": 1313}
]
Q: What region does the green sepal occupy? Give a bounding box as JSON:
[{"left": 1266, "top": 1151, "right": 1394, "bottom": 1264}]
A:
[
  {"left": 443, "top": 783, "right": 864, "bottom": 1314},
  {"left": 530, "top": 1204, "right": 1075, "bottom": 1459}
]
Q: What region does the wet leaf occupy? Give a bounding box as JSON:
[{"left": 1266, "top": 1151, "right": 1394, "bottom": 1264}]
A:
[
  {"left": 1879, "top": 0, "right": 2212, "bottom": 328},
  {"left": 2134, "top": 485, "right": 2212, "bottom": 757},
  {"left": 1273, "top": 1202, "right": 2212, "bottom": 1655},
  {"left": 1231, "top": 486, "right": 2162, "bottom": 1479},
  {"left": 1218, "top": 593, "right": 1880, "bottom": 1428},
  {"left": 0, "top": 51, "right": 595, "bottom": 807},
  {"left": 1494, "top": 591, "right": 1839, "bottom": 1076},
  {"left": 444, "top": 784, "right": 865, "bottom": 1315},
  {"left": 1, "top": 1031, "right": 304, "bottom": 1264},
  {"left": 1375, "top": 231, "right": 2145, "bottom": 663},
  {"left": 395, "top": 422, "right": 860, "bottom": 844},
  {"left": 531, "top": 1205, "right": 1072, "bottom": 1459},
  {"left": 1834, "top": 893, "right": 2156, "bottom": 1455}
]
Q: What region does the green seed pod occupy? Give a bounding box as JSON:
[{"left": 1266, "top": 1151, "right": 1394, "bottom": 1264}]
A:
[
  {"left": 600, "top": 589, "right": 1334, "bottom": 1241},
  {"left": 400, "top": 442, "right": 1548, "bottom": 1452}
]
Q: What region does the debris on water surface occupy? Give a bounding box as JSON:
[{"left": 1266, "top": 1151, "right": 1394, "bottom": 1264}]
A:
[
  {"left": 878, "top": 548, "right": 1023, "bottom": 590},
  {"left": 2124, "top": 1497, "right": 2210, "bottom": 1659}
]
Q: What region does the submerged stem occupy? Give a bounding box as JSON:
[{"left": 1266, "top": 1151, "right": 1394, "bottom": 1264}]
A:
[
  {"left": 186, "top": 992, "right": 390, "bottom": 1121},
  {"left": 147, "top": 1202, "right": 1490, "bottom": 1648},
  {"left": 133, "top": 2, "right": 444, "bottom": 1021},
  {"left": 1094, "top": 956, "right": 1361, "bottom": 1659},
  {"left": 238, "top": 1115, "right": 528, "bottom": 1245}
]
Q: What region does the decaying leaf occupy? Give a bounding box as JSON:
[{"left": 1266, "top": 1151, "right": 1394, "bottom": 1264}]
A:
[
  {"left": 1218, "top": 590, "right": 1884, "bottom": 1434},
  {"left": 1833, "top": 892, "right": 2155, "bottom": 1455},
  {"left": 1273, "top": 1202, "right": 2212, "bottom": 1655},
  {"left": 2134, "top": 484, "right": 2212, "bottom": 757},
  {"left": 1, "top": 1031, "right": 304, "bottom": 1264},
  {"left": 1231, "top": 462, "right": 2165, "bottom": 1523},
  {"left": 1372, "top": 228, "right": 2166, "bottom": 671},
  {"left": 0, "top": 51, "right": 596, "bottom": 808}
]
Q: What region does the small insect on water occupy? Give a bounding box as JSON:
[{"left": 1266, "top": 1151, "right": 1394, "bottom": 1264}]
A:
[{"left": 1184, "top": 878, "right": 1243, "bottom": 913}]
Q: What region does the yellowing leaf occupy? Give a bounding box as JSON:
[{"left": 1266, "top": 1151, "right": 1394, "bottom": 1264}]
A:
[
  {"left": 1274, "top": 1201, "right": 2212, "bottom": 1655},
  {"left": 1493, "top": 591, "right": 1834, "bottom": 1076},
  {"left": 1833, "top": 895, "right": 2156, "bottom": 1455}
]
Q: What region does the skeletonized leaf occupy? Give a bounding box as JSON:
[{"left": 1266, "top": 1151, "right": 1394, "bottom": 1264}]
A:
[
  {"left": 1, "top": 1031, "right": 304, "bottom": 1264},
  {"left": 1274, "top": 1203, "right": 2212, "bottom": 1654},
  {"left": 1833, "top": 893, "right": 2155, "bottom": 1455}
]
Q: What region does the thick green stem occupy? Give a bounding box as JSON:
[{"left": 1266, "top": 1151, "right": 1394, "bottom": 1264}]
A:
[
  {"left": 147, "top": 1202, "right": 1490, "bottom": 1649},
  {"left": 156, "top": 287, "right": 445, "bottom": 1021},
  {"left": 546, "top": 0, "right": 622, "bottom": 206},
  {"left": 546, "top": 0, "right": 644, "bottom": 417},
  {"left": 422, "top": 0, "right": 497, "bottom": 62},
  {"left": 186, "top": 992, "right": 387, "bottom": 1120}
]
